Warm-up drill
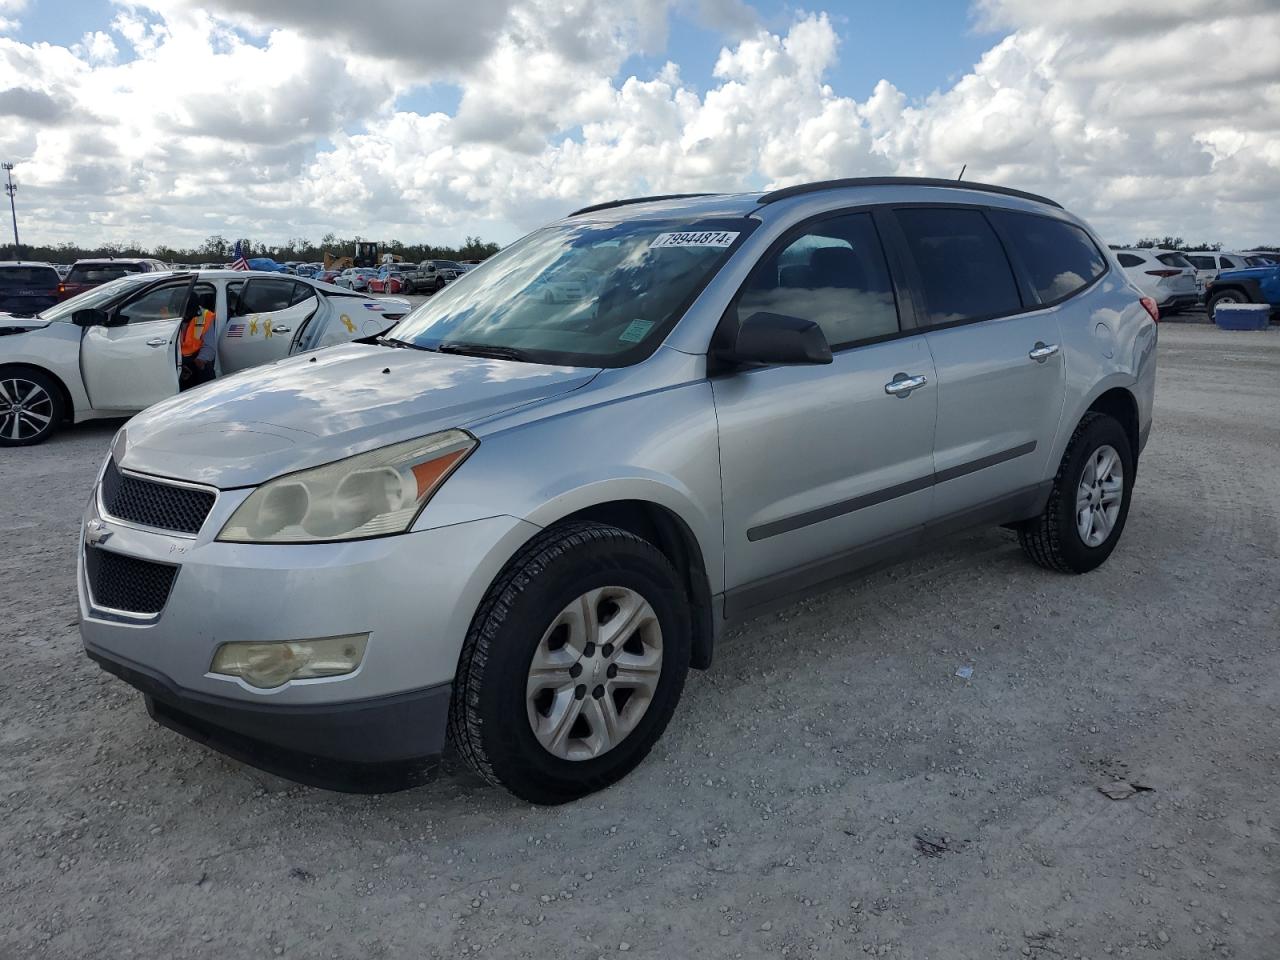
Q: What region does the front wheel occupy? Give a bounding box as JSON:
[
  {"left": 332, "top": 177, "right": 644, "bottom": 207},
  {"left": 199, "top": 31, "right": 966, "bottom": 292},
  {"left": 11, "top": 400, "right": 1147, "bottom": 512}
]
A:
[
  {"left": 1019, "top": 413, "right": 1134, "bottom": 573},
  {"left": 1207, "top": 290, "right": 1243, "bottom": 320},
  {"left": 0, "top": 367, "right": 64, "bottom": 446},
  {"left": 449, "top": 522, "right": 691, "bottom": 804}
]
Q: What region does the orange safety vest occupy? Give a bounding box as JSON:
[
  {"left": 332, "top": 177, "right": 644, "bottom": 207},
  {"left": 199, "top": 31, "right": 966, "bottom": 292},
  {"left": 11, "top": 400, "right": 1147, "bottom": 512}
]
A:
[{"left": 180, "top": 309, "right": 214, "bottom": 358}]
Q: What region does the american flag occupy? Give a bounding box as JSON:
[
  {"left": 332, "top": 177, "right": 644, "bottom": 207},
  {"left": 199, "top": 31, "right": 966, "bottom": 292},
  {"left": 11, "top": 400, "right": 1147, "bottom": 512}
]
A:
[
  {"left": 226, "top": 322, "right": 245, "bottom": 338},
  {"left": 230, "top": 240, "right": 250, "bottom": 271}
]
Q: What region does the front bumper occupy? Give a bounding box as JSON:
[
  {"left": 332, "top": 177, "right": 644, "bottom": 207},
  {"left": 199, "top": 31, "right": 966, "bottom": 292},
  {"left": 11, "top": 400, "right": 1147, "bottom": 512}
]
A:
[
  {"left": 78, "top": 471, "right": 540, "bottom": 786},
  {"left": 1156, "top": 292, "right": 1199, "bottom": 312},
  {"left": 87, "top": 643, "right": 450, "bottom": 791}
]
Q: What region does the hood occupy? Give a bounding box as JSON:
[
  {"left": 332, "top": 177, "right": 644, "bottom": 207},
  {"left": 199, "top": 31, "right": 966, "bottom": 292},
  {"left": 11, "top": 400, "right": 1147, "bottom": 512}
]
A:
[
  {"left": 1216, "top": 266, "right": 1278, "bottom": 281},
  {"left": 0, "top": 313, "right": 51, "bottom": 334},
  {"left": 119, "top": 343, "right": 600, "bottom": 487}
]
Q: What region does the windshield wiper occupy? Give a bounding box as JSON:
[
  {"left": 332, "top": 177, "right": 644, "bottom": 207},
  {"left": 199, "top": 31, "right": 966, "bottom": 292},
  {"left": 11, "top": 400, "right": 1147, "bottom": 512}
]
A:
[
  {"left": 375, "top": 335, "right": 435, "bottom": 351},
  {"left": 437, "top": 342, "right": 532, "bottom": 362}
]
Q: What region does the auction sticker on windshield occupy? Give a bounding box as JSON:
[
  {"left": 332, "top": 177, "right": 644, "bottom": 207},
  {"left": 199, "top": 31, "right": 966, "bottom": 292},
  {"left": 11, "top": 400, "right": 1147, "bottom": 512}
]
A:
[{"left": 649, "top": 231, "right": 739, "bottom": 248}]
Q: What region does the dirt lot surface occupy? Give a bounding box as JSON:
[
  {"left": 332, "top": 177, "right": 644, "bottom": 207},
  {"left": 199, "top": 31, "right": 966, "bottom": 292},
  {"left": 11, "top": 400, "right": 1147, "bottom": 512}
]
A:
[{"left": 2, "top": 324, "right": 1278, "bottom": 960}]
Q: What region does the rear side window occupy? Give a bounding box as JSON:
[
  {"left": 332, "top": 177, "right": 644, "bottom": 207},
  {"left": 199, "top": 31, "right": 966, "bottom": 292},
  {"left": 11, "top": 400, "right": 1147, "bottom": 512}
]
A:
[
  {"left": 1117, "top": 253, "right": 1144, "bottom": 267},
  {"left": 736, "top": 212, "right": 899, "bottom": 349},
  {"left": 1186, "top": 255, "right": 1216, "bottom": 269},
  {"left": 991, "top": 211, "right": 1107, "bottom": 304},
  {"left": 1156, "top": 253, "right": 1191, "bottom": 268},
  {"left": 235, "top": 278, "right": 296, "bottom": 314},
  {"left": 68, "top": 263, "right": 144, "bottom": 284},
  {"left": 0, "top": 266, "right": 59, "bottom": 289},
  {"left": 895, "top": 207, "right": 1021, "bottom": 325}
]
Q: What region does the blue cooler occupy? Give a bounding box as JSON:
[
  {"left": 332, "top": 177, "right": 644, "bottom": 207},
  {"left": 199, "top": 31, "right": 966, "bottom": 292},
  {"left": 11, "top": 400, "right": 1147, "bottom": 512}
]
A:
[{"left": 1214, "top": 303, "right": 1272, "bottom": 330}]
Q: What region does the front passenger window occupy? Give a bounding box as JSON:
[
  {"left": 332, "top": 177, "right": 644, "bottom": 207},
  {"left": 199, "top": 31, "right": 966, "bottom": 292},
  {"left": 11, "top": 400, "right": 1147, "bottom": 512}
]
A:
[
  {"left": 737, "top": 213, "right": 899, "bottom": 349},
  {"left": 115, "top": 284, "right": 190, "bottom": 325}
]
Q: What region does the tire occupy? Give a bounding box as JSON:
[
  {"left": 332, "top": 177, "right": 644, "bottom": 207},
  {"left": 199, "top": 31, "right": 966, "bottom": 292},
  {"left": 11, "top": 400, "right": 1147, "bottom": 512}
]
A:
[
  {"left": 1018, "top": 413, "right": 1134, "bottom": 574},
  {"left": 1208, "top": 290, "right": 1243, "bottom": 320},
  {"left": 449, "top": 522, "right": 691, "bottom": 804},
  {"left": 0, "top": 366, "right": 64, "bottom": 446}
]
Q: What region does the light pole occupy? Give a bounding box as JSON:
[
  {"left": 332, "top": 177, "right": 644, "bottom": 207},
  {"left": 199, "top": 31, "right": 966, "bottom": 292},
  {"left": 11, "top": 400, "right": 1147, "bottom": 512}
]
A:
[{"left": 2, "top": 162, "right": 18, "bottom": 259}]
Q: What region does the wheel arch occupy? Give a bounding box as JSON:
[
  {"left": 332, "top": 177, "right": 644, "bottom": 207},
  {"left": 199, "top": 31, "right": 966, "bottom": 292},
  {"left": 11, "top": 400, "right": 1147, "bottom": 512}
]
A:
[
  {"left": 1085, "top": 386, "right": 1139, "bottom": 459},
  {"left": 0, "top": 361, "right": 75, "bottom": 424},
  {"left": 530, "top": 497, "right": 717, "bottom": 671}
]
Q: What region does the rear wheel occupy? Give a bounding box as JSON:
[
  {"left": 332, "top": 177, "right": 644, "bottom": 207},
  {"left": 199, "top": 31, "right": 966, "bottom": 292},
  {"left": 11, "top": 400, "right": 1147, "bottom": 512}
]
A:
[
  {"left": 1019, "top": 413, "right": 1134, "bottom": 573},
  {"left": 0, "top": 367, "right": 63, "bottom": 446},
  {"left": 449, "top": 522, "right": 690, "bottom": 804}
]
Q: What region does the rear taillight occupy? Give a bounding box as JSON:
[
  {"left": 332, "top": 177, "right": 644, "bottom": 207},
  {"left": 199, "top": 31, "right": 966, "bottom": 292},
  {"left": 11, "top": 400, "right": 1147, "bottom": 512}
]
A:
[
  {"left": 1140, "top": 297, "right": 1159, "bottom": 323},
  {"left": 1144, "top": 269, "right": 1182, "bottom": 278},
  {"left": 57, "top": 282, "right": 65, "bottom": 295}
]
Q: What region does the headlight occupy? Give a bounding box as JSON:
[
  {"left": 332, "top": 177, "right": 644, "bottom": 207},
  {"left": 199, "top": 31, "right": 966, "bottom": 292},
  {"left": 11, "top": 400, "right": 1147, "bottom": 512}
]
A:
[
  {"left": 218, "top": 430, "right": 475, "bottom": 543},
  {"left": 210, "top": 634, "right": 369, "bottom": 689}
]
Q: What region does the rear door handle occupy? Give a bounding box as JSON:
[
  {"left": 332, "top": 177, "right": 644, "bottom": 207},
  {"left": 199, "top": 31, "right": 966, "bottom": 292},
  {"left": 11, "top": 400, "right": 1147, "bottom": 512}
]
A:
[
  {"left": 1029, "top": 342, "right": 1060, "bottom": 362},
  {"left": 146, "top": 338, "right": 168, "bottom": 347},
  {"left": 272, "top": 326, "right": 291, "bottom": 334},
  {"left": 885, "top": 373, "right": 928, "bottom": 397}
]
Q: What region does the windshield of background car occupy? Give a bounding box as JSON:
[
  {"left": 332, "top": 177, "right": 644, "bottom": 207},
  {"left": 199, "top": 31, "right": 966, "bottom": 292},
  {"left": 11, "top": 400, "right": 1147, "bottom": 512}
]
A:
[
  {"left": 38, "top": 274, "right": 157, "bottom": 321},
  {"left": 389, "top": 217, "right": 755, "bottom": 367},
  {"left": 67, "top": 262, "right": 145, "bottom": 284}
]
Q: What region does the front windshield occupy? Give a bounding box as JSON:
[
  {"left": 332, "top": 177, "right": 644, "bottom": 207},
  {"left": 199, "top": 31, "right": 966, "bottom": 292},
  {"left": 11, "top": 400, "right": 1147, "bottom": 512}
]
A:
[
  {"left": 39, "top": 274, "right": 157, "bottom": 322},
  {"left": 389, "top": 217, "right": 754, "bottom": 366}
]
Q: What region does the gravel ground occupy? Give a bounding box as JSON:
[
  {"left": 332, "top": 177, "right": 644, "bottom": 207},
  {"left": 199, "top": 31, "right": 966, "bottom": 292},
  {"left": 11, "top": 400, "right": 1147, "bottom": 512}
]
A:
[{"left": 2, "top": 323, "right": 1278, "bottom": 960}]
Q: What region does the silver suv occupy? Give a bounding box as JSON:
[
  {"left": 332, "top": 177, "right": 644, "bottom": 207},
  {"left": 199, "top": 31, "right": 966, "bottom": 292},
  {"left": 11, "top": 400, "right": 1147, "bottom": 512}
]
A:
[{"left": 79, "top": 178, "right": 1157, "bottom": 803}]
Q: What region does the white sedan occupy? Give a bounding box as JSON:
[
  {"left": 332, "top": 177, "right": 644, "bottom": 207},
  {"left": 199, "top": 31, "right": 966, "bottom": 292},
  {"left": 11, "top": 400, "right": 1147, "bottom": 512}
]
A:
[{"left": 0, "top": 269, "right": 409, "bottom": 445}]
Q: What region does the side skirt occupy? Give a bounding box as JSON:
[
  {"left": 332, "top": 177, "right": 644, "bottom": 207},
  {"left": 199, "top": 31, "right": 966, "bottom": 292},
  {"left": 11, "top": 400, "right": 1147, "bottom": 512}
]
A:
[{"left": 720, "top": 481, "right": 1051, "bottom": 623}]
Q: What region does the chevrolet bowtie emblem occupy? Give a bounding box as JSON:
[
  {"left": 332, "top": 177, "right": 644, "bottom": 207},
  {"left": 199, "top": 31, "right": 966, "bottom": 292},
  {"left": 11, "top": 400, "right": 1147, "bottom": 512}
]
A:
[{"left": 85, "top": 519, "right": 112, "bottom": 547}]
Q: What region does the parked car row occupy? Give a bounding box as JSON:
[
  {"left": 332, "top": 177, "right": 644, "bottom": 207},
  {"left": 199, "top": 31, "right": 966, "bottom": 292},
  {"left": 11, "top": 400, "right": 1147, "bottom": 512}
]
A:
[{"left": 1113, "top": 247, "right": 1280, "bottom": 321}]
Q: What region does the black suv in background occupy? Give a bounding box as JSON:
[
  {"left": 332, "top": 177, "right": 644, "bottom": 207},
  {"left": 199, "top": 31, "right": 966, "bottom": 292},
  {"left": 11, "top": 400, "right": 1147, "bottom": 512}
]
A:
[{"left": 0, "top": 262, "right": 61, "bottom": 316}]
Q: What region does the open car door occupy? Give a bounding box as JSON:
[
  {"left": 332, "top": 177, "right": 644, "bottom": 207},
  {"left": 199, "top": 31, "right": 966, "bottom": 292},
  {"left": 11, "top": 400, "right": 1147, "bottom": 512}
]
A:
[{"left": 80, "top": 276, "right": 193, "bottom": 411}]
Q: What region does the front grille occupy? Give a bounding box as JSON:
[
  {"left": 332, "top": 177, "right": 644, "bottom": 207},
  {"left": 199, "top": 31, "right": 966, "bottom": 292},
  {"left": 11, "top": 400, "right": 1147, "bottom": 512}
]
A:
[
  {"left": 85, "top": 547, "right": 178, "bottom": 615},
  {"left": 100, "top": 459, "right": 215, "bottom": 535}
]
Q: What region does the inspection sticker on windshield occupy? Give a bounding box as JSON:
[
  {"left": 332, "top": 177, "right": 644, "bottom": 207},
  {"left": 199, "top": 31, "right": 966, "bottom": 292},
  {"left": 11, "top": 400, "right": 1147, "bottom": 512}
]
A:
[
  {"left": 650, "top": 231, "right": 739, "bottom": 249},
  {"left": 619, "top": 319, "right": 654, "bottom": 343}
]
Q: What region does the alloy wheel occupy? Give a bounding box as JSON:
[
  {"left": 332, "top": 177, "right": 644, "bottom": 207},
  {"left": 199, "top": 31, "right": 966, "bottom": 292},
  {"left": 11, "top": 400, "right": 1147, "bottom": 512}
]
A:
[
  {"left": 1076, "top": 444, "right": 1124, "bottom": 547},
  {"left": 526, "top": 586, "right": 663, "bottom": 761},
  {"left": 0, "top": 377, "right": 54, "bottom": 441}
]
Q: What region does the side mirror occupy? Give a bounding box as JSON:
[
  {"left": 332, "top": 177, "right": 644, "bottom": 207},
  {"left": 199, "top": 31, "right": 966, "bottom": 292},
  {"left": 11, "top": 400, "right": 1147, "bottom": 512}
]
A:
[
  {"left": 72, "top": 308, "right": 110, "bottom": 327},
  {"left": 723, "top": 312, "right": 833, "bottom": 366}
]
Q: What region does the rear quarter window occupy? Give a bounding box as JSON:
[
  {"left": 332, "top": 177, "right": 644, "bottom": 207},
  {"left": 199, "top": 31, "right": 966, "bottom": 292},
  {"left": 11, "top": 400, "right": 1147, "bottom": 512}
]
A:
[
  {"left": 1116, "top": 253, "right": 1145, "bottom": 267},
  {"left": 0, "top": 266, "right": 60, "bottom": 289},
  {"left": 1156, "top": 253, "right": 1191, "bottom": 268},
  {"left": 991, "top": 211, "right": 1107, "bottom": 303}
]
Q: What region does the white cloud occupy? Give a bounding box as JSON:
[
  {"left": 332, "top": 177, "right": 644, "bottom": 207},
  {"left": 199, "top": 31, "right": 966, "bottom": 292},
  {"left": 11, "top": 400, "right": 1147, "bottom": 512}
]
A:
[{"left": 0, "top": 1, "right": 1278, "bottom": 250}]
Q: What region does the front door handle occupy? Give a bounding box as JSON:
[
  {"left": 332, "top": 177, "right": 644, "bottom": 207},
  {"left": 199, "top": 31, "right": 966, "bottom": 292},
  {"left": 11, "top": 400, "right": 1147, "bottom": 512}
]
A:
[
  {"left": 885, "top": 373, "right": 928, "bottom": 397},
  {"left": 1029, "top": 342, "right": 1060, "bottom": 362},
  {"left": 146, "top": 337, "right": 168, "bottom": 347}
]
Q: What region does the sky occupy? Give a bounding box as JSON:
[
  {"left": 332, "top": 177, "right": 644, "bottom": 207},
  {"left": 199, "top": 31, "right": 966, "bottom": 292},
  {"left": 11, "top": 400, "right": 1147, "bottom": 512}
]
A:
[{"left": 0, "top": 0, "right": 1277, "bottom": 252}]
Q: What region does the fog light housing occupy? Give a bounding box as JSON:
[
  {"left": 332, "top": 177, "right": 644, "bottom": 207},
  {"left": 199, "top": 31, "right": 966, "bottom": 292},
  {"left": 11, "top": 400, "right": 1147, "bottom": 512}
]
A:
[{"left": 209, "top": 634, "right": 369, "bottom": 689}]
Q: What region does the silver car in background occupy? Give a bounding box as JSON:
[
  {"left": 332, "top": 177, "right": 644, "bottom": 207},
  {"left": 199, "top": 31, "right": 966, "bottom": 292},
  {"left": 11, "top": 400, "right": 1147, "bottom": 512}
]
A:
[{"left": 79, "top": 178, "right": 1157, "bottom": 803}]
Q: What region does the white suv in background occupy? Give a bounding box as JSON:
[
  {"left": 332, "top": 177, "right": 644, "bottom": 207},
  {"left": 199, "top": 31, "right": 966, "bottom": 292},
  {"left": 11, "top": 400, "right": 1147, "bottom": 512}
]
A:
[
  {"left": 1184, "top": 251, "right": 1270, "bottom": 293},
  {"left": 1114, "top": 248, "right": 1198, "bottom": 315}
]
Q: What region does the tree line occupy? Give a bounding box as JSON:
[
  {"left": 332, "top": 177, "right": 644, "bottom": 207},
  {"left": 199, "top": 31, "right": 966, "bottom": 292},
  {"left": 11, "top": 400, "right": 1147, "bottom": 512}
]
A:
[{"left": 9, "top": 234, "right": 503, "bottom": 265}]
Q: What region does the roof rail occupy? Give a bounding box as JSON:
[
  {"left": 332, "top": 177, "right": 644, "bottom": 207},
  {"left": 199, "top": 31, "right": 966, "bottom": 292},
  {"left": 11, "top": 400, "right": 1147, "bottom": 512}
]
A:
[
  {"left": 569, "top": 193, "right": 719, "bottom": 217},
  {"left": 757, "top": 177, "right": 1062, "bottom": 210}
]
